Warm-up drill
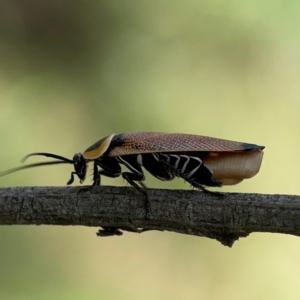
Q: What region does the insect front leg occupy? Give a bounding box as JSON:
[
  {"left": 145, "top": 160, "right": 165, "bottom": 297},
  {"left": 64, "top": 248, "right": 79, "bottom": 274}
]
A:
[
  {"left": 95, "top": 157, "right": 121, "bottom": 186},
  {"left": 92, "top": 161, "right": 121, "bottom": 187},
  {"left": 92, "top": 161, "right": 100, "bottom": 186},
  {"left": 77, "top": 158, "right": 121, "bottom": 197},
  {"left": 67, "top": 172, "right": 76, "bottom": 185}
]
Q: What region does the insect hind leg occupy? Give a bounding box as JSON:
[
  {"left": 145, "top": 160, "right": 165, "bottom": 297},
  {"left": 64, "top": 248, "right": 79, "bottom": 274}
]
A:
[{"left": 77, "top": 159, "right": 121, "bottom": 198}]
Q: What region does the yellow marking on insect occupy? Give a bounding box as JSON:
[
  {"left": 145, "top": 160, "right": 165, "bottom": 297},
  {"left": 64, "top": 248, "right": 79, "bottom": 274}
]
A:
[
  {"left": 208, "top": 152, "right": 219, "bottom": 157},
  {"left": 83, "top": 134, "right": 115, "bottom": 160}
]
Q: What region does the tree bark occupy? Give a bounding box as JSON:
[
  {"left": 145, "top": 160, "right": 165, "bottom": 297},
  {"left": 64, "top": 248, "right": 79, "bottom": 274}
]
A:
[{"left": 0, "top": 186, "right": 299, "bottom": 247}]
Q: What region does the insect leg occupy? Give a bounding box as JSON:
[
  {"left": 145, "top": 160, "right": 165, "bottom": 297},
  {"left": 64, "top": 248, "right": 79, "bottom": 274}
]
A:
[
  {"left": 95, "top": 157, "right": 121, "bottom": 186},
  {"left": 92, "top": 161, "right": 100, "bottom": 186},
  {"left": 76, "top": 162, "right": 99, "bottom": 198},
  {"left": 97, "top": 227, "right": 123, "bottom": 237},
  {"left": 67, "top": 172, "right": 77, "bottom": 185},
  {"left": 121, "top": 172, "right": 150, "bottom": 219},
  {"left": 117, "top": 155, "right": 150, "bottom": 219},
  {"left": 77, "top": 158, "right": 121, "bottom": 200},
  {"left": 97, "top": 226, "right": 158, "bottom": 237}
]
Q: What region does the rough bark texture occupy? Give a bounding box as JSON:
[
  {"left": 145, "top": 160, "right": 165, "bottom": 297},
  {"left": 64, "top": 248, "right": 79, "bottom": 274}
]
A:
[{"left": 0, "top": 186, "right": 299, "bottom": 247}]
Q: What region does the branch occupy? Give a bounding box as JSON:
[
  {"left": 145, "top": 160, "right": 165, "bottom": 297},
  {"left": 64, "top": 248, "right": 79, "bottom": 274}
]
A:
[{"left": 0, "top": 186, "right": 299, "bottom": 247}]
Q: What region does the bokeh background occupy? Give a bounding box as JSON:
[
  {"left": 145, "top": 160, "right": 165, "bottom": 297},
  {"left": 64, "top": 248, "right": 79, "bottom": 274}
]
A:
[{"left": 1, "top": 1, "right": 300, "bottom": 299}]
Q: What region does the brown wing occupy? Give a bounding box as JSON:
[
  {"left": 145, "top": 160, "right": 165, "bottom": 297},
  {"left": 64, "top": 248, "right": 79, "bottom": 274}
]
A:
[{"left": 107, "top": 132, "right": 264, "bottom": 157}]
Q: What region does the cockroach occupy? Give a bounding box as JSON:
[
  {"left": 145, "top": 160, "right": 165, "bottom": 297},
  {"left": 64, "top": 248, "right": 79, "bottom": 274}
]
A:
[{"left": 0, "top": 132, "right": 264, "bottom": 222}]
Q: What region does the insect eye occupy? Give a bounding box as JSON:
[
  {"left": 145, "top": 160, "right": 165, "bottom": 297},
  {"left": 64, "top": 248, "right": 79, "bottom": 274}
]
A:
[
  {"left": 72, "top": 153, "right": 87, "bottom": 181},
  {"left": 73, "top": 153, "right": 81, "bottom": 164}
]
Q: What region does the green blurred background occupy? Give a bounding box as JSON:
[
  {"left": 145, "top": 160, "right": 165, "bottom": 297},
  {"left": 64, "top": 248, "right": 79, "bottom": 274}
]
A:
[{"left": 1, "top": 1, "right": 300, "bottom": 299}]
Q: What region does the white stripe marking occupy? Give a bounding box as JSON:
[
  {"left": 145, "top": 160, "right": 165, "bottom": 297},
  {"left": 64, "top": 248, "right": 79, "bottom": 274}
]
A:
[
  {"left": 180, "top": 155, "right": 190, "bottom": 173},
  {"left": 137, "top": 154, "right": 143, "bottom": 166},
  {"left": 161, "top": 154, "right": 170, "bottom": 163},
  {"left": 152, "top": 153, "right": 159, "bottom": 161},
  {"left": 187, "top": 157, "right": 203, "bottom": 178},
  {"left": 170, "top": 154, "right": 180, "bottom": 169},
  {"left": 117, "top": 156, "right": 141, "bottom": 174}
]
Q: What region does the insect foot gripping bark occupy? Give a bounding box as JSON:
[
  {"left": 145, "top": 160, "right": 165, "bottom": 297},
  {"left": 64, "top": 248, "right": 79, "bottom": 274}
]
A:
[{"left": 0, "top": 132, "right": 264, "bottom": 236}]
